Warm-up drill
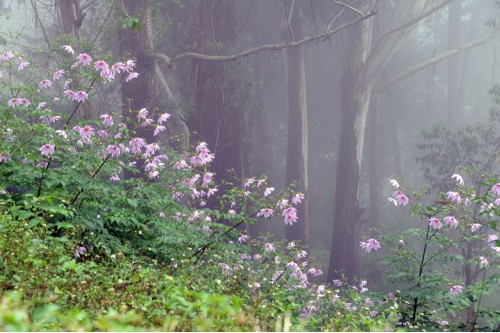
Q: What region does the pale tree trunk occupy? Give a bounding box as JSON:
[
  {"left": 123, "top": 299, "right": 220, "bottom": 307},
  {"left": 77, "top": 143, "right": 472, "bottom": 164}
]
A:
[
  {"left": 282, "top": 3, "right": 309, "bottom": 244},
  {"left": 247, "top": 2, "right": 271, "bottom": 237},
  {"left": 368, "top": 95, "right": 381, "bottom": 228},
  {"left": 447, "top": 0, "right": 461, "bottom": 127}
]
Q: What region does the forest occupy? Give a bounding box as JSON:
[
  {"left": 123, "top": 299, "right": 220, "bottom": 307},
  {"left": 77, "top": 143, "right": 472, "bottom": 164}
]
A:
[{"left": 0, "top": 0, "right": 499, "bottom": 331}]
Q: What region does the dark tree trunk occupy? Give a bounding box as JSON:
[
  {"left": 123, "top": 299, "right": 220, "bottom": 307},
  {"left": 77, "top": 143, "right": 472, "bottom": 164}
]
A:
[{"left": 119, "top": 0, "right": 156, "bottom": 156}]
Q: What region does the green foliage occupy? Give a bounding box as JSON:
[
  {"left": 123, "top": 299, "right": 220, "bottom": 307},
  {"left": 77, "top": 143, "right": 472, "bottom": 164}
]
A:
[{"left": 122, "top": 17, "right": 142, "bottom": 31}]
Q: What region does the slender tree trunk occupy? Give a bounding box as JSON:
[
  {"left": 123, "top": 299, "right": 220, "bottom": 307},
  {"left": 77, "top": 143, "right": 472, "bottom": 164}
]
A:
[
  {"left": 368, "top": 94, "right": 381, "bottom": 228},
  {"left": 447, "top": 0, "right": 460, "bottom": 127},
  {"left": 282, "top": 5, "right": 309, "bottom": 244}
]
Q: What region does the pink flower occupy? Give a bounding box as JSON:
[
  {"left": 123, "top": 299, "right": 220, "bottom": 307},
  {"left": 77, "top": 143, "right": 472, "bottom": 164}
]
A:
[
  {"left": 37, "top": 102, "right": 47, "bottom": 110},
  {"left": 77, "top": 53, "right": 92, "bottom": 66},
  {"left": 94, "top": 60, "right": 109, "bottom": 71},
  {"left": 100, "top": 114, "right": 113, "bottom": 127},
  {"left": 429, "top": 217, "right": 442, "bottom": 230},
  {"left": 244, "top": 178, "right": 255, "bottom": 187},
  {"left": 18, "top": 61, "right": 30, "bottom": 71},
  {"left": 158, "top": 113, "right": 171, "bottom": 124},
  {"left": 470, "top": 223, "right": 481, "bottom": 233},
  {"left": 79, "top": 125, "right": 94, "bottom": 138},
  {"left": 479, "top": 256, "right": 489, "bottom": 267},
  {"left": 444, "top": 216, "right": 458, "bottom": 228},
  {"left": 107, "top": 145, "right": 120, "bottom": 158},
  {"left": 359, "top": 238, "right": 381, "bottom": 253},
  {"left": 447, "top": 191, "right": 462, "bottom": 204},
  {"left": 487, "top": 234, "right": 498, "bottom": 248},
  {"left": 124, "top": 59, "right": 135, "bottom": 72},
  {"left": 202, "top": 173, "right": 214, "bottom": 186},
  {"left": 40, "top": 144, "right": 55, "bottom": 155},
  {"left": 0, "top": 51, "right": 14, "bottom": 61},
  {"left": 0, "top": 152, "right": 11, "bottom": 163},
  {"left": 238, "top": 235, "right": 249, "bottom": 243},
  {"left": 62, "top": 45, "right": 75, "bottom": 54},
  {"left": 257, "top": 208, "right": 274, "bottom": 218},
  {"left": 53, "top": 69, "right": 65, "bottom": 81},
  {"left": 8, "top": 98, "right": 21, "bottom": 107},
  {"left": 56, "top": 130, "right": 68, "bottom": 139},
  {"left": 451, "top": 174, "right": 464, "bottom": 186},
  {"left": 393, "top": 191, "right": 409, "bottom": 206},
  {"left": 292, "top": 193, "right": 304, "bottom": 205},
  {"left": 450, "top": 285, "right": 463, "bottom": 296},
  {"left": 154, "top": 125, "right": 166, "bottom": 136},
  {"left": 282, "top": 207, "right": 298, "bottom": 225},
  {"left": 129, "top": 137, "right": 146, "bottom": 154},
  {"left": 111, "top": 62, "right": 125, "bottom": 74},
  {"left": 492, "top": 183, "right": 500, "bottom": 196},
  {"left": 264, "top": 243, "right": 275, "bottom": 252},
  {"left": 74, "top": 91, "right": 88, "bottom": 103},
  {"left": 126, "top": 72, "right": 139, "bottom": 82},
  {"left": 38, "top": 79, "right": 52, "bottom": 89},
  {"left": 20, "top": 99, "right": 30, "bottom": 107},
  {"left": 332, "top": 279, "right": 342, "bottom": 287},
  {"left": 264, "top": 187, "right": 274, "bottom": 197}
]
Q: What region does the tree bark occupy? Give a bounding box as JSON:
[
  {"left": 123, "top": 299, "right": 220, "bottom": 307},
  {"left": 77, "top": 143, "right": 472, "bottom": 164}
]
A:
[
  {"left": 282, "top": 4, "right": 309, "bottom": 244},
  {"left": 447, "top": 0, "right": 461, "bottom": 128}
]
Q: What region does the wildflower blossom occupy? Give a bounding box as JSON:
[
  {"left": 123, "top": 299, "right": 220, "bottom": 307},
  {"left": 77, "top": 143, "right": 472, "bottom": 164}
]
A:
[
  {"left": 53, "top": 69, "right": 65, "bottom": 80},
  {"left": 38, "top": 79, "right": 52, "bottom": 89},
  {"left": 479, "top": 256, "right": 489, "bottom": 267},
  {"left": 107, "top": 145, "right": 120, "bottom": 158},
  {"left": 447, "top": 191, "right": 462, "bottom": 204},
  {"left": 75, "top": 246, "right": 86, "bottom": 258},
  {"left": 8, "top": 98, "right": 21, "bottom": 107},
  {"left": 450, "top": 285, "right": 463, "bottom": 296},
  {"left": 238, "top": 234, "right": 249, "bottom": 243},
  {"left": 79, "top": 125, "right": 94, "bottom": 138},
  {"left": 359, "top": 238, "right": 381, "bottom": 253},
  {"left": 282, "top": 206, "right": 298, "bottom": 225},
  {"left": 77, "top": 53, "right": 92, "bottom": 65},
  {"left": 18, "top": 60, "right": 30, "bottom": 70},
  {"left": 264, "top": 243, "right": 275, "bottom": 252},
  {"left": 40, "top": 144, "right": 55, "bottom": 155},
  {"left": 389, "top": 179, "right": 400, "bottom": 188},
  {"left": 487, "top": 234, "right": 498, "bottom": 248},
  {"left": 158, "top": 113, "right": 171, "bottom": 124},
  {"left": 100, "top": 114, "right": 113, "bottom": 127},
  {"left": 451, "top": 174, "right": 464, "bottom": 185},
  {"left": 492, "top": 183, "right": 500, "bottom": 196},
  {"left": 0, "top": 152, "right": 11, "bottom": 163},
  {"left": 444, "top": 216, "right": 458, "bottom": 228},
  {"left": 264, "top": 187, "right": 274, "bottom": 196},
  {"left": 37, "top": 102, "right": 47, "bottom": 110},
  {"left": 332, "top": 279, "right": 342, "bottom": 287},
  {"left": 429, "top": 217, "right": 442, "bottom": 230},
  {"left": 126, "top": 72, "right": 139, "bottom": 82},
  {"left": 244, "top": 178, "right": 255, "bottom": 187},
  {"left": 74, "top": 90, "right": 88, "bottom": 103},
  {"left": 292, "top": 193, "right": 304, "bottom": 205},
  {"left": 94, "top": 60, "right": 109, "bottom": 71},
  {"left": 62, "top": 45, "right": 75, "bottom": 54},
  {"left": 471, "top": 223, "right": 481, "bottom": 233},
  {"left": 257, "top": 208, "right": 273, "bottom": 218}
]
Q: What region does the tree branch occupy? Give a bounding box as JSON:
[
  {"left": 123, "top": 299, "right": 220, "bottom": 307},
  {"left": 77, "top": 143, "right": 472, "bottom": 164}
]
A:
[
  {"left": 371, "top": 0, "right": 454, "bottom": 56},
  {"left": 150, "top": 11, "right": 376, "bottom": 66},
  {"left": 379, "top": 27, "right": 500, "bottom": 92}
]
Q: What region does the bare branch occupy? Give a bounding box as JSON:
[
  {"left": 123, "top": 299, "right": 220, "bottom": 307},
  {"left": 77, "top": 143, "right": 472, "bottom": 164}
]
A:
[
  {"left": 327, "top": 7, "right": 346, "bottom": 31},
  {"left": 379, "top": 27, "right": 500, "bottom": 92},
  {"left": 373, "top": 0, "right": 454, "bottom": 53},
  {"left": 331, "top": 0, "right": 365, "bottom": 17},
  {"left": 152, "top": 11, "right": 376, "bottom": 66}
]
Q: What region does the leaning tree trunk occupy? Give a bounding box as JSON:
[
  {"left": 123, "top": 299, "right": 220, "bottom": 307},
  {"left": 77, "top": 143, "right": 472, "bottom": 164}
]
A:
[{"left": 282, "top": 4, "right": 310, "bottom": 244}]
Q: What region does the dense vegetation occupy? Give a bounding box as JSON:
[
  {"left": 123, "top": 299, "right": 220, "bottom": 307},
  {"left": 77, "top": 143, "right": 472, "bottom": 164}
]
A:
[{"left": 0, "top": 45, "right": 499, "bottom": 331}]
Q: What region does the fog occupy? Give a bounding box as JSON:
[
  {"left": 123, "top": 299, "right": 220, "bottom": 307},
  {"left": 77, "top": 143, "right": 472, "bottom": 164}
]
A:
[{"left": 1, "top": 0, "right": 499, "bottom": 318}]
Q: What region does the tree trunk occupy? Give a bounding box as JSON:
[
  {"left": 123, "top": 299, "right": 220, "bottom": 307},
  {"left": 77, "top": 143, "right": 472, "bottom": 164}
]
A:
[
  {"left": 119, "top": 0, "right": 156, "bottom": 158},
  {"left": 368, "top": 94, "right": 381, "bottom": 228},
  {"left": 447, "top": 0, "right": 461, "bottom": 127},
  {"left": 282, "top": 5, "right": 309, "bottom": 244}
]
